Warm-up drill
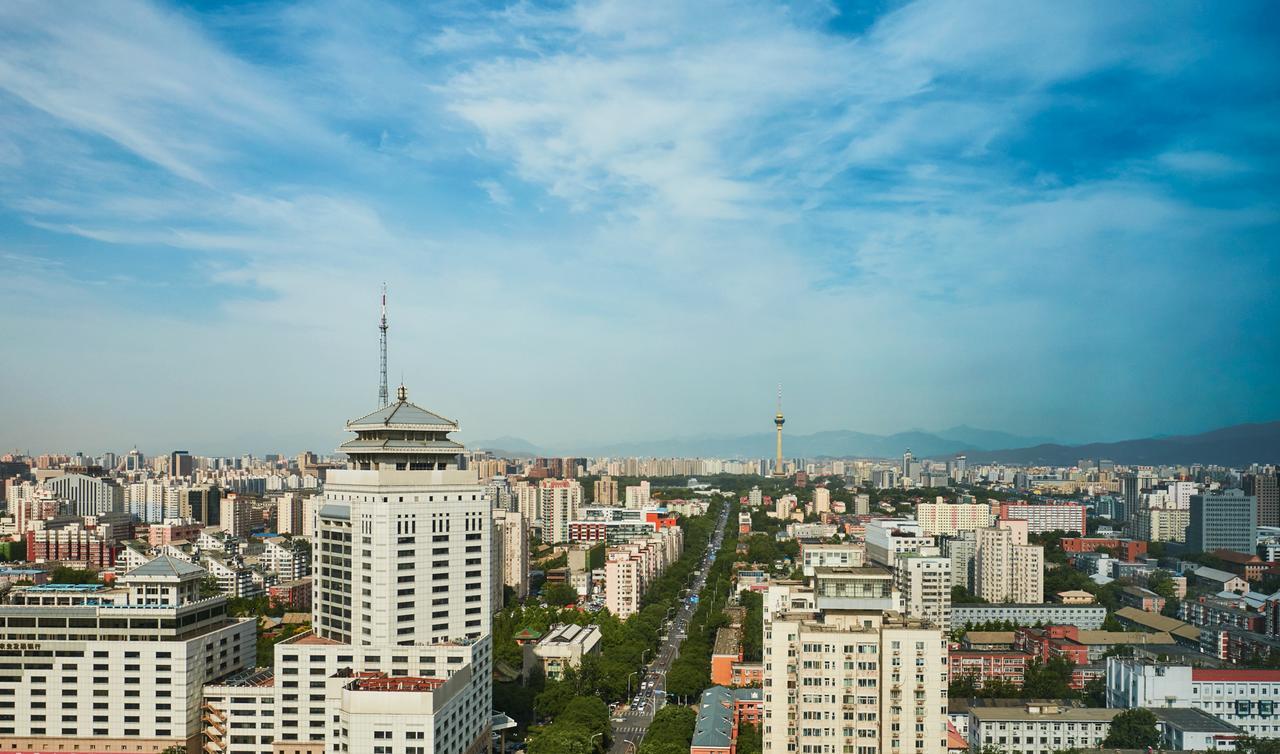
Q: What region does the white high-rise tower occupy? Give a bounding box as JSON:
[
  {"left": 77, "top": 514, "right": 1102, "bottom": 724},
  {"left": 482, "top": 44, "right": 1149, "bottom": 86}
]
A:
[{"left": 269, "top": 384, "right": 494, "bottom": 754}]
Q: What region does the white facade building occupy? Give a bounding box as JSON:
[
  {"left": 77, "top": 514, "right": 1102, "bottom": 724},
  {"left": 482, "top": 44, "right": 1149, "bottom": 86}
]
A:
[
  {"left": 273, "top": 386, "right": 494, "bottom": 754},
  {"left": 0, "top": 556, "right": 255, "bottom": 752}
]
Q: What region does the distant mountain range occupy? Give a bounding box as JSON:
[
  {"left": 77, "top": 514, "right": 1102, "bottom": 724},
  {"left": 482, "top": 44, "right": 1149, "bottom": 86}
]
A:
[
  {"left": 951, "top": 421, "right": 1280, "bottom": 467},
  {"left": 474, "top": 421, "right": 1280, "bottom": 467},
  {"left": 474, "top": 425, "right": 1054, "bottom": 460}
]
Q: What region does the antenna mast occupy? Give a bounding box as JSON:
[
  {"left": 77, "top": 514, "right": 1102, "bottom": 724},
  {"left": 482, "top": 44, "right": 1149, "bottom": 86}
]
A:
[{"left": 378, "top": 284, "right": 389, "bottom": 407}]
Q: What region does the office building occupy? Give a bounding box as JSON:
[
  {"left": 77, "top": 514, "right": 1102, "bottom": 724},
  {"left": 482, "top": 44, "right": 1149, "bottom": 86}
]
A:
[
  {"left": 1106, "top": 657, "right": 1280, "bottom": 738},
  {"left": 1188, "top": 489, "right": 1257, "bottom": 555},
  {"left": 42, "top": 472, "right": 123, "bottom": 516},
  {"left": 1245, "top": 471, "right": 1280, "bottom": 529},
  {"left": 0, "top": 556, "right": 254, "bottom": 751},
  {"left": 968, "top": 702, "right": 1120, "bottom": 754},
  {"left": 273, "top": 385, "right": 494, "bottom": 753}
]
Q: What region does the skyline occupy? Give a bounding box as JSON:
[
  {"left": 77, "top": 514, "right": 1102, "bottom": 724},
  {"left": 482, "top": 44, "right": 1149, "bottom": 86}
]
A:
[{"left": 2, "top": 0, "right": 1278, "bottom": 454}]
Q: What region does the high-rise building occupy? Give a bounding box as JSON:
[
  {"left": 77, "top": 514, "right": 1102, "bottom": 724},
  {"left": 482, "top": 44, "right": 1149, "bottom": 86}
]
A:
[
  {"left": 813, "top": 486, "right": 831, "bottom": 515},
  {"left": 593, "top": 475, "right": 619, "bottom": 505},
  {"left": 273, "top": 384, "right": 493, "bottom": 753},
  {"left": 169, "top": 450, "right": 194, "bottom": 479},
  {"left": 1187, "top": 489, "right": 1257, "bottom": 555},
  {"left": 915, "top": 501, "right": 991, "bottom": 537},
  {"left": 896, "top": 553, "right": 952, "bottom": 630},
  {"left": 540, "top": 478, "right": 583, "bottom": 543},
  {"left": 1244, "top": 471, "right": 1280, "bottom": 529},
  {"left": 624, "top": 480, "right": 651, "bottom": 508},
  {"left": 277, "top": 492, "right": 305, "bottom": 534},
  {"left": 219, "top": 493, "right": 252, "bottom": 538},
  {"left": 42, "top": 472, "right": 123, "bottom": 516},
  {"left": 974, "top": 522, "right": 1043, "bottom": 604},
  {"left": 762, "top": 589, "right": 948, "bottom": 754},
  {"left": 493, "top": 508, "right": 529, "bottom": 601}
]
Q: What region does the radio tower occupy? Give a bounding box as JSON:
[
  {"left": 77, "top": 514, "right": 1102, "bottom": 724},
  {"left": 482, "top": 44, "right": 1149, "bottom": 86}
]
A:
[
  {"left": 773, "top": 383, "right": 786, "bottom": 477},
  {"left": 378, "top": 284, "right": 389, "bottom": 408}
]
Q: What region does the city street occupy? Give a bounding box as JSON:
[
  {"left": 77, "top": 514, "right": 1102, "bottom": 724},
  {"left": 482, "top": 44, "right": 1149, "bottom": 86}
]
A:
[{"left": 608, "top": 501, "right": 731, "bottom": 754}]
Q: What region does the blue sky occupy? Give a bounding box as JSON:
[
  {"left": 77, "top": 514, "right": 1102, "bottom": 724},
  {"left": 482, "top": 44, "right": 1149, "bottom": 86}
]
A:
[{"left": 1, "top": 0, "right": 1277, "bottom": 455}]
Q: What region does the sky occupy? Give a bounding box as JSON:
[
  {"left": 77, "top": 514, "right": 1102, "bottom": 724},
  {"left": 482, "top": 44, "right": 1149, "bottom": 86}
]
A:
[{"left": 0, "top": 0, "right": 1277, "bottom": 457}]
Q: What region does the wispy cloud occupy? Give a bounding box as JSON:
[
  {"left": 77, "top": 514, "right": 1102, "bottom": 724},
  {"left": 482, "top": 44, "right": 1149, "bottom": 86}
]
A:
[{"left": 0, "top": 0, "right": 1275, "bottom": 453}]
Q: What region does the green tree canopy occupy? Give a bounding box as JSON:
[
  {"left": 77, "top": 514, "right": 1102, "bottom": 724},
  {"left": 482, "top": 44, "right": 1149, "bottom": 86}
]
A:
[{"left": 1102, "top": 708, "right": 1162, "bottom": 749}]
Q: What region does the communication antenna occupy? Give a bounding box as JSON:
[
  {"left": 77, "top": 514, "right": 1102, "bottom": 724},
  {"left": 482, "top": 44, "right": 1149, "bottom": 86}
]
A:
[{"left": 378, "top": 284, "right": 389, "bottom": 408}]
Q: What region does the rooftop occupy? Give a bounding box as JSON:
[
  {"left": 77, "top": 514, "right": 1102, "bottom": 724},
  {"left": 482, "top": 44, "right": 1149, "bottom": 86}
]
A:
[
  {"left": 971, "top": 703, "right": 1122, "bottom": 722},
  {"left": 346, "top": 393, "right": 458, "bottom": 431},
  {"left": 713, "top": 626, "right": 742, "bottom": 657},
  {"left": 1192, "top": 668, "right": 1280, "bottom": 682},
  {"left": 1150, "top": 707, "right": 1242, "bottom": 733},
  {"left": 126, "top": 554, "right": 207, "bottom": 580}
]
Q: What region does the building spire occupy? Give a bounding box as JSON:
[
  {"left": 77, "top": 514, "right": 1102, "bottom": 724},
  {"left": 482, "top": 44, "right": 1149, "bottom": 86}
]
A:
[
  {"left": 773, "top": 383, "right": 786, "bottom": 477},
  {"left": 378, "top": 283, "right": 389, "bottom": 408}
]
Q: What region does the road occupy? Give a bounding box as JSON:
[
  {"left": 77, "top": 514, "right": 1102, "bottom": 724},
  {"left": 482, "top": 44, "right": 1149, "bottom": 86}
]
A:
[{"left": 608, "top": 501, "right": 731, "bottom": 754}]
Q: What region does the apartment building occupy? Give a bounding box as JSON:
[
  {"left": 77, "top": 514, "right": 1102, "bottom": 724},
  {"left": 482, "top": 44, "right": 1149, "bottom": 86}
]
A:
[
  {"left": 763, "top": 584, "right": 949, "bottom": 754},
  {"left": 915, "top": 501, "right": 992, "bottom": 537},
  {"left": 896, "top": 554, "right": 952, "bottom": 630},
  {"left": 540, "top": 479, "right": 583, "bottom": 544},
  {"left": 801, "top": 542, "right": 868, "bottom": 576},
  {"left": 996, "top": 502, "right": 1086, "bottom": 535},
  {"left": 865, "top": 519, "right": 936, "bottom": 567},
  {"left": 974, "top": 522, "right": 1043, "bottom": 604}
]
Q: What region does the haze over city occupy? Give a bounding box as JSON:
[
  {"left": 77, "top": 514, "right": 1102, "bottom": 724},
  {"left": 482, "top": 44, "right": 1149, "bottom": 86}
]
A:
[{"left": 1, "top": 0, "right": 1277, "bottom": 455}]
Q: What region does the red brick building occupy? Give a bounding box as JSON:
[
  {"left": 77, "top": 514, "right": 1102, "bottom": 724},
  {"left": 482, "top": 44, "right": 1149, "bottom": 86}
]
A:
[
  {"left": 268, "top": 577, "right": 313, "bottom": 611},
  {"left": 26, "top": 525, "right": 116, "bottom": 568},
  {"left": 1061, "top": 537, "right": 1147, "bottom": 562},
  {"left": 948, "top": 649, "right": 1033, "bottom": 688}
]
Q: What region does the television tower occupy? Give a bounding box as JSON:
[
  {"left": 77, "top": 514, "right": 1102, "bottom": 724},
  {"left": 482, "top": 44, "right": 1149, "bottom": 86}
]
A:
[
  {"left": 378, "top": 284, "right": 389, "bottom": 408},
  {"left": 773, "top": 383, "right": 786, "bottom": 477}
]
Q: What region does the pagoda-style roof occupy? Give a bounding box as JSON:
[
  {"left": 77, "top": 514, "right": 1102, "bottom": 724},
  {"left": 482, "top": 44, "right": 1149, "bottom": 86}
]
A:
[
  {"left": 337, "top": 437, "right": 466, "bottom": 455},
  {"left": 347, "top": 398, "right": 458, "bottom": 431}
]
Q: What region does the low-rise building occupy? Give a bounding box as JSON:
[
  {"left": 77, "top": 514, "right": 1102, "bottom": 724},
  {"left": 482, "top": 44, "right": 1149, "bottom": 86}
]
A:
[
  {"left": 711, "top": 627, "right": 743, "bottom": 686},
  {"left": 951, "top": 604, "right": 1106, "bottom": 629},
  {"left": 525, "top": 623, "right": 603, "bottom": 681},
  {"left": 1107, "top": 657, "right": 1280, "bottom": 738},
  {"left": 968, "top": 700, "right": 1119, "bottom": 754},
  {"left": 691, "top": 686, "right": 763, "bottom": 754}
]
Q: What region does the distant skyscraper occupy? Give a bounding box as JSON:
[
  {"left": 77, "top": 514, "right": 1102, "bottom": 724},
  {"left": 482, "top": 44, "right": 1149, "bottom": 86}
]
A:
[
  {"left": 1244, "top": 471, "right": 1280, "bottom": 528},
  {"left": 1188, "top": 489, "right": 1257, "bottom": 555},
  {"left": 168, "top": 449, "right": 193, "bottom": 478},
  {"left": 772, "top": 384, "right": 786, "bottom": 478}
]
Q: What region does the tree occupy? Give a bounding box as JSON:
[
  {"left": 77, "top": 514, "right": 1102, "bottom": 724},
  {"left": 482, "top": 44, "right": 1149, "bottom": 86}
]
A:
[
  {"left": 1102, "top": 708, "right": 1162, "bottom": 749},
  {"left": 534, "top": 676, "right": 578, "bottom": 720},
  {"left": 1022, "top": 657, "right": 1076, "bottom": 699},
  {"left": 50, "top": 566, "right": 99, "bottom": 584},
  {"left": 542, "top": 582, "right": 579, "bottom": 607},
  {"left": 737, "top": 722, "right": 763, "bottom": 754},
  {"left": 528, "top": 726, "right": 592, "bottom": 754},
  {"left": 951, "top": 585, "right": 988, "bottom": 604}
]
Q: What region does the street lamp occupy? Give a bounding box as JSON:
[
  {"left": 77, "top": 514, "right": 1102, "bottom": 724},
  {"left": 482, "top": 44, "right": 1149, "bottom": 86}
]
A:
[
  {"left": 641, "top": 648, "right": 651, "bottom": 665},
  {"left": 627, "top": 671, "right": 639, "bottom": 696},
  {"left": 590, "top": 732, "right": 604, "bottom": 752}
]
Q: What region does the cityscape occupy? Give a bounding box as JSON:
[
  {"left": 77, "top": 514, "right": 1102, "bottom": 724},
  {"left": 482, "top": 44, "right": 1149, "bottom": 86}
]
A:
[{"left": 2, "top": 3, "right": 1279, "bottom": 754}]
